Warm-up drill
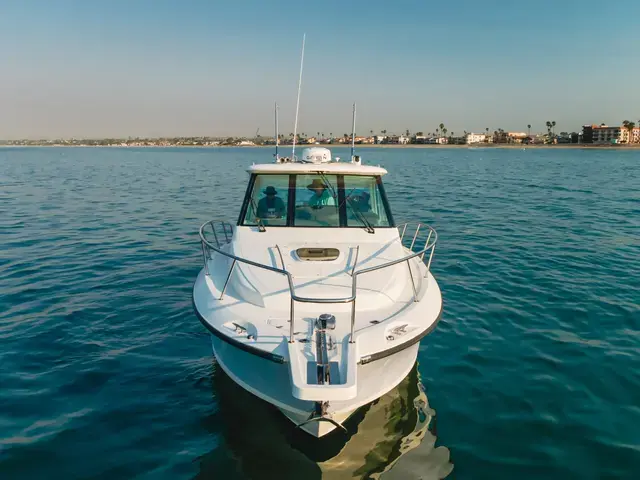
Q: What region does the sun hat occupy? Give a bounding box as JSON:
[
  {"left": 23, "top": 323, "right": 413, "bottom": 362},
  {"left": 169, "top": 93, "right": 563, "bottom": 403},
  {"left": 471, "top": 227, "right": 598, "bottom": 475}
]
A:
[{"left": 307, "top": 179, "right": 327, "bottom": 190}]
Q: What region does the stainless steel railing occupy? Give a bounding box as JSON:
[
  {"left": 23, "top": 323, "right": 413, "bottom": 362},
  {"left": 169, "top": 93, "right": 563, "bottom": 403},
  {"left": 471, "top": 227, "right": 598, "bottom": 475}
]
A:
[{"left": 198, "top": 220, "right": 437, "bottom": 344}]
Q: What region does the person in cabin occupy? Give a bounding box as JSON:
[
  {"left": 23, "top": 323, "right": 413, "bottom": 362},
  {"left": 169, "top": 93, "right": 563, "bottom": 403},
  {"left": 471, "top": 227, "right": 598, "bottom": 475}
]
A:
[
  {"left": 306, "top": 179, "right": 336, "bottom": 208},
  {"left": 256, "top": 186, "right": 286, "bottom": 219},
  {"left": 349, "top": 190, "right": 371, "bottom": 212}
]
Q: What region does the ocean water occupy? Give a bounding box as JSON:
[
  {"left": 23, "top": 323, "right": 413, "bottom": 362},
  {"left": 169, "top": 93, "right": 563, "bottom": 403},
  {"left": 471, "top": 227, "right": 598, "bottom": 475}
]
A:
[{"left": 1, "top": 146, "right": 638, "bottom": 479}]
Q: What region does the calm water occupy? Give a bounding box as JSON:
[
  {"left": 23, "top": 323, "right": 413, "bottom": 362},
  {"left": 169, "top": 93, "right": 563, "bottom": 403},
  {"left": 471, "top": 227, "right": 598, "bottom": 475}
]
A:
[{"left": 1, "top": 146, "right": 639, "bottom": 479}]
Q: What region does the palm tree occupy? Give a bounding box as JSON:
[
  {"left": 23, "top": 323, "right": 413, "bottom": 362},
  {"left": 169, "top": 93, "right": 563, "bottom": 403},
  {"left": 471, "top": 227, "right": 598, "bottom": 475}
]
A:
[
  {"left": 381, "top": 130, "right": 387, "bottom": 136},
  {"left": 527, "top": 124, "right": 531, "bottom": 136},
  {"left": 442, "top": 128, "right": 448, "bottom": 138},
  {"left": 623, "top": 120, "right": 636, "bottom": 143},
  {"left": 435, "top": 128, "right": 439, "bottom": 137},
  {"left": 551, "top": 121, "right": 556, "bottom": 136},
  {"left": 546, "top": 120, "right": 555, "bottom": 142},
  {"left": 439, "top": 123, "right": 445, "bottom": 136}
]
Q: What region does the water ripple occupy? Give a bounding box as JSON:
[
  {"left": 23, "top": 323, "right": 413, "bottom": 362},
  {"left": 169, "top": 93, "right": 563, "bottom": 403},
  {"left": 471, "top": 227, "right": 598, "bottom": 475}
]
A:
[{"left": 1, "top": 146, "right": 639, "bottom": 479}]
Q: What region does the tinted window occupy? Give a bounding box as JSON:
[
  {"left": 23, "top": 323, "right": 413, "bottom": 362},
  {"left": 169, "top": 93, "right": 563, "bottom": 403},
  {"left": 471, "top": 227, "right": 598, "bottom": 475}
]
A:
[
  {"left": 243, "top": 175, "right": 289, "bottom": 226},
  {"left": 239, "top": 174, "right": 394, "bottom": 228},
  {"left": 343, "top": 175, "right": 391, "bottom": 227},
  {"left": 293, "top": 174, "right": 339, "bottom": 227}
]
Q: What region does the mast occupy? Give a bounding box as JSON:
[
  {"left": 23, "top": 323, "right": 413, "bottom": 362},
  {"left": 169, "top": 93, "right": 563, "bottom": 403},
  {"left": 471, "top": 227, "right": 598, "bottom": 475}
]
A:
[{"left": 291, "top": 33, "right": 306, "bottom": 160}]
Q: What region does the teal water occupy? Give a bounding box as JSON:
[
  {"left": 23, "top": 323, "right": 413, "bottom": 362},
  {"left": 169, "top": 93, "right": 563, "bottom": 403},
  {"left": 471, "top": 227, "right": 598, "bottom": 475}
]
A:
[{"left": 1, "top": 146, "right": 638, "bottom": 479}]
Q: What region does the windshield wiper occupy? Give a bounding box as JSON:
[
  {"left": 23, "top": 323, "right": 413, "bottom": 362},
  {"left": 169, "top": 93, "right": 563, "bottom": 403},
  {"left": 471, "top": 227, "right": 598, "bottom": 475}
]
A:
[
  {"left": 249, "top": 198, "right": 267, "bottom": 232},
  {"left": 345, "top": 196, "right": 375, "bottom": 234},
  {"left": 319, "top": 172, "right": 375, "bottom": 234}
]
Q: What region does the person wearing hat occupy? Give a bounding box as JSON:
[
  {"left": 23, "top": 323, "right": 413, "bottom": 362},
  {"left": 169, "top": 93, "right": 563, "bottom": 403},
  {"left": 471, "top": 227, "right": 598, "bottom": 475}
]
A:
[
  {"left": 256, "top": 186, "right": 286, "bottom": 220},
  {"left": 306, "top": 178, "right": 336, "bottom": 208}
]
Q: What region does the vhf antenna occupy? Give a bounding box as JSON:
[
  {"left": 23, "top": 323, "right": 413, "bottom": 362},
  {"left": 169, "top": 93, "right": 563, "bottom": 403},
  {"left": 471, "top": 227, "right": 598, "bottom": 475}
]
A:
[
  {"left": 274, "top": 102, "right": 279, "bottom": 158},
  {"left": 291, "top": 33, "right": 306, "bottom": 160},
  {"left": 350, "top": 102, "right": 356, "bottom": 159}
]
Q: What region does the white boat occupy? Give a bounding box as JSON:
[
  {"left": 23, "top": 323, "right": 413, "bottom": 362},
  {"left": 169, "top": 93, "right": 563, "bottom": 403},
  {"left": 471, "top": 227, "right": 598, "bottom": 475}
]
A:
[{"left": 192, "top": 146, "right": 443, "bottom": 437}]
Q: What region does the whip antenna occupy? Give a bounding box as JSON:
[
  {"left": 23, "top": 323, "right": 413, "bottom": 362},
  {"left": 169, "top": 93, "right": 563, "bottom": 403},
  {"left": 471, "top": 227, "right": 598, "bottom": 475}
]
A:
[
  {"left": 350, "top": 102, "right": 356, "bottom": 158},
  {"left": 291, "top": 33, "right": 305, "bottom": 159},
  {"left": 274, "top": 102, "right": 279, "bottom": 158}
]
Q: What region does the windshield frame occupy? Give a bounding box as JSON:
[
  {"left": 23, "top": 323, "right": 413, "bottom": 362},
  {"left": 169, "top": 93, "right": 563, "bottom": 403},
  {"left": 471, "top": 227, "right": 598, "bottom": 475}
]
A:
[{"left": 237, "top": 173, "right": 395, "bottom": 228}]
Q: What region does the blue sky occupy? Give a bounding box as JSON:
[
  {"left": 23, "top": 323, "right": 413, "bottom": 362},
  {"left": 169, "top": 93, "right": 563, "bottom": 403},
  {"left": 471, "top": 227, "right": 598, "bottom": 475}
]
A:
[{"left": 1, "top": 0, "right": 639, "bottom": 138}]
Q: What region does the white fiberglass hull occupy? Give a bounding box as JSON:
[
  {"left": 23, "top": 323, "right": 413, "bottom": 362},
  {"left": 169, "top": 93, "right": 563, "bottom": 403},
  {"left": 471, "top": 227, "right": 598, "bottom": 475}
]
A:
[{"left": 210, "top": 334, "right": 420, "bottom": 437}]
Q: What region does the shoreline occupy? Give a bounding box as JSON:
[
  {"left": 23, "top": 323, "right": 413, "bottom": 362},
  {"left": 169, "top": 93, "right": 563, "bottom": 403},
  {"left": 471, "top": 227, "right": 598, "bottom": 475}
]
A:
[{"left": 2, "top": 143, "right": 640, "bottom": 149}]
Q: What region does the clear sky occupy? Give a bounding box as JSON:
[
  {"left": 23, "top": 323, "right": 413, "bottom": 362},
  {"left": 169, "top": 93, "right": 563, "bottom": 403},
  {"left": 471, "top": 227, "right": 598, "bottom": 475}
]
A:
[{"left": 1, "top": 0, "right": 639, "bottom": 139}]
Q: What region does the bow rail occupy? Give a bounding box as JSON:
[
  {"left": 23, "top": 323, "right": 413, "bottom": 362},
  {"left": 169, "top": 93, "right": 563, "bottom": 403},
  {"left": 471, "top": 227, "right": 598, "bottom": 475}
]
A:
[{"left": 198, "top": 220, "right": 437, "bottom": 343}]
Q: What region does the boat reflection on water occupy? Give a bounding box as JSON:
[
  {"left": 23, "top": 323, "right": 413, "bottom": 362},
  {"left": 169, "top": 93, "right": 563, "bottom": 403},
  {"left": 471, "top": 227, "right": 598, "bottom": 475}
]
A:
[{"left": 197, "top": 361, "right": 453, "bottom": 479}]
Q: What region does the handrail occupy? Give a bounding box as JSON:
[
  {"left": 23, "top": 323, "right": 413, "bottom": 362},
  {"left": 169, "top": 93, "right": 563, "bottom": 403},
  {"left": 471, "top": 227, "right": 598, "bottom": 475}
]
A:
[{"left": 198, "top": 220, "right": 437, "bottom": 344}]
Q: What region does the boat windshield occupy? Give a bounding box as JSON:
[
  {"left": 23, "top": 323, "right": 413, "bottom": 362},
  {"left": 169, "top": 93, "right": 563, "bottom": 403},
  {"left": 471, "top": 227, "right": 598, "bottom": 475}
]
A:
[{"left": 240, "top": 174, "right": 394, "bottom": 228}]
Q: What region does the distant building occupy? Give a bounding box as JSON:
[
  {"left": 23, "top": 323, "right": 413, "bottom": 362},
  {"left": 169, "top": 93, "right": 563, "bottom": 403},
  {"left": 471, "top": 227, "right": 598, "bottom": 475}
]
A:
[
  {"left": 584, "top": 124, "right": 640, "bottom": 144},
  {"left": 398, "top": 135, "right": 410, "bottom": 145},
  {"left": 623, "top": 126, "right": 640, "bottom": 144},
  {"left": 465, "top": 133, "right": 486, "bottom": 144},
  {"left": 592, "top": 125, "right": 622, "bottom": 144},
  {"left": 581, "top": 125, "right": 594, "bottom": 143},
  {"left": 507, "top": 132, "right": 529, "bottom": 144},
  {"left": 374, "top": 135, "right": 387, "bottom": 144}
]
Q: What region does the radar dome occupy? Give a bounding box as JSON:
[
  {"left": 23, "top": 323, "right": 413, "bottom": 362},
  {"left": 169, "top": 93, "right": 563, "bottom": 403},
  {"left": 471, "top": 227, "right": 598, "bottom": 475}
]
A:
[{"left": 300, "top": 147, "right": 332, "bottom": 164}]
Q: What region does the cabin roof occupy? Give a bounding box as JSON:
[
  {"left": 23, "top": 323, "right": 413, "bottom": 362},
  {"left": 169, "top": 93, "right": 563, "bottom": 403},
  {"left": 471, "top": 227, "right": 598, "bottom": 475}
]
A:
[{"left": 247, "top": 162, "right": 388, "bottom": 176}]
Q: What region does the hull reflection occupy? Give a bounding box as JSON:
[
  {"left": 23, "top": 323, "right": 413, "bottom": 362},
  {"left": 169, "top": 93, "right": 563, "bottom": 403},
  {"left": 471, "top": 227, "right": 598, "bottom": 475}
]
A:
[{"left": 197, "top": 361, "right": 453, "bottom": 479}]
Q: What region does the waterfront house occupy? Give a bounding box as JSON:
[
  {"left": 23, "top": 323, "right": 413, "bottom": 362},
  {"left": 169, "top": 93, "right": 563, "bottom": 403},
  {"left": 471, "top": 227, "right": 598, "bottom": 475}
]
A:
[
  {"left": 507, "top": 132, "right": 529, "bottom": 144},
  {"left": 465, "top": 133, "right": 486, "bottom": 144}
]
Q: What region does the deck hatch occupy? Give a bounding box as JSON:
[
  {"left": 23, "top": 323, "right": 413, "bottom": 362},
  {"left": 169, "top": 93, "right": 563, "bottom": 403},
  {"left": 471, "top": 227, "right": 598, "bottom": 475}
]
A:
[{"left": 296, "top": 247, "right": 340, "bottom": 261}]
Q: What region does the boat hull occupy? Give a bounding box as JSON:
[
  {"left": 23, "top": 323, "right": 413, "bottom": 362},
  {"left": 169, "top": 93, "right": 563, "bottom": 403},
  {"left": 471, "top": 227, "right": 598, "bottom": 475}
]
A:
[{"left": 210, "top": 334, "right": 420, "bottom": 437}]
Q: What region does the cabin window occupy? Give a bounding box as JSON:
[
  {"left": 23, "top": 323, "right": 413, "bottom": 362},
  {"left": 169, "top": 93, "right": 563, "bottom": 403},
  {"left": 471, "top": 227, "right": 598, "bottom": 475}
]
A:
[
  {"left": 343, "top": 175, "right": 392, "bottom": 227},
  {"left": 243, "top": 174, "right": 289, "bottom": 226},
  {"left": 293, "top": 174, "right": 340, "bottom": 227},
  {"left": 238, "top": 173, "right": 395, "bottom": 228}
]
